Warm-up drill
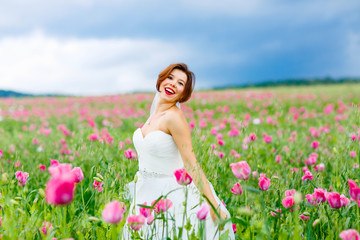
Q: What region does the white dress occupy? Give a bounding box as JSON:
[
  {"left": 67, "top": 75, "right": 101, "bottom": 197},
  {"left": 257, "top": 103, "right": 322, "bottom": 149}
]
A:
[{"left": 123, "top": 128, "right": 235, "bottom": 240}]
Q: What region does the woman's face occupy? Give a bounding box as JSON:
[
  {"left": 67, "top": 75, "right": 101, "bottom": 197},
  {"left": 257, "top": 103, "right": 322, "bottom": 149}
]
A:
[{"left": 159, "top": 69, "right": 187, "bottom": 103}]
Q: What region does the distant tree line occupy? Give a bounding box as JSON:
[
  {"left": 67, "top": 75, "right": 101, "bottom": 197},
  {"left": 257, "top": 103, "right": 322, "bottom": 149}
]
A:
[
  {"left": 213, "top": 77, "right": 360, "bottom": 89},
  {"left": 1, "top": 77, "right": 360, "bottom": 97},
  {"left": 0, "top": 90, "right": 64, "bottom": 98}
]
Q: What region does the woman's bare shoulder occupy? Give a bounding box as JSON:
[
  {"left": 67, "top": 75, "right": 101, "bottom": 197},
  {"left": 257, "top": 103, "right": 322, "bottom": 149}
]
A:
[{"left": 164, "top": 107, "right": 188, "bottom": 129}]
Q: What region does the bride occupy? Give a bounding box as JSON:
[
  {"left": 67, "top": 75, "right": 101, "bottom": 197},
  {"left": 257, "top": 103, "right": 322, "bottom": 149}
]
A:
[{"left": 123, "top": 63, "right": 235, "bottom": 239}]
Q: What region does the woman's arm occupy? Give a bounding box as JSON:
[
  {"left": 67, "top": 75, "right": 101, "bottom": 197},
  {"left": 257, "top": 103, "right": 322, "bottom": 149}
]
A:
[{"left": 165, "top": 109, "right": 227, "bottom": 223}]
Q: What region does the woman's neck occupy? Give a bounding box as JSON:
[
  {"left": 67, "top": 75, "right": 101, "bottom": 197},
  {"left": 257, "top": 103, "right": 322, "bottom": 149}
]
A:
[{"left": 154, "top": 97, "right": 176, "bottom": 114}]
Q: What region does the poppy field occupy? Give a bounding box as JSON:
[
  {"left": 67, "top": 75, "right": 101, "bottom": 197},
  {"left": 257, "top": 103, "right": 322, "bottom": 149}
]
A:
[{"left": 0, "top": 83, "right": 360, "bottom": 239}]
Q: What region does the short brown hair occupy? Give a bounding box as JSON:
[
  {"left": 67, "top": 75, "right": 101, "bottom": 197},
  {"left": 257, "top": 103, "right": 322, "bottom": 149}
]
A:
[{"left": 156, "top": 63, "right": 195, "bottom": 103}]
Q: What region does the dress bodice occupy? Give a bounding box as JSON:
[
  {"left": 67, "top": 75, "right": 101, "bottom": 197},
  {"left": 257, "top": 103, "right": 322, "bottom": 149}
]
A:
[{"left": 133, "top": 128, "right": 184, "bottom": 175}]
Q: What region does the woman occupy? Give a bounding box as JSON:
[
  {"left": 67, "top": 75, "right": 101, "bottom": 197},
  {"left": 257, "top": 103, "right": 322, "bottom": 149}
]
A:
[{"left": 124, "top": 63, "right": 235, "bottom": 239}]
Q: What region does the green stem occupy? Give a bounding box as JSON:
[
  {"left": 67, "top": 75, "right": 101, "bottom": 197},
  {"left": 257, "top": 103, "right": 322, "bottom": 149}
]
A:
[
  {"left": 162, "top": 213, "right": 165, "bottom": 239},
  {"left": 179, "top": 187, "right": 188, "bottom": 239},
  {"left": 81, "top": 182, "right": 86, "bottom": 211},
  {"left": 57, "top": 206, "right": 61, "bottom": 228},
  {"left": 62, "top": 206, "right": 67, "bottom": 236},
  {"left": 132, "top": 181, "right": 136, "bottom": 215},
  {"left": 324, "top": 205, "right": 332, "bottom": 229},
  {"left": 111, "top": 224, "right": 118, "bottom": 240}
]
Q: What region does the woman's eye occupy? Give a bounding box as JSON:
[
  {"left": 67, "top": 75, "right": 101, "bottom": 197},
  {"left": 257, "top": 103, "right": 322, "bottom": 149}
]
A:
[
  {"left": 179, "top": 82, "right": 183, "bottom": 86},
  {"left": 168, "top": 76, "right": 173, "bottom": 79}
]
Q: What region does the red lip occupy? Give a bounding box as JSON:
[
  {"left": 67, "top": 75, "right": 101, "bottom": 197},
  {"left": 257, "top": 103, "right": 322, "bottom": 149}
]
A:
[{"left": 165, "top": 87, "right": 175, "bottom": 95}]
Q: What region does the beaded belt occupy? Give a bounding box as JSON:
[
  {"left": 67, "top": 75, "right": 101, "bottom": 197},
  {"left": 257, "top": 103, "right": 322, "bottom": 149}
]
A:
[{"left": 137, "top": 168, "right": 173, "bottom": 178}]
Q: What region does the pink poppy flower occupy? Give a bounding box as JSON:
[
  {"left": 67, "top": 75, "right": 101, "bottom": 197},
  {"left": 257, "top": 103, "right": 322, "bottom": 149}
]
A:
[
  {"left": 348, "top": 179, "right": 360, "bottom": 200},
  {"left": 139, "top": 202, "right": 152, "bottom": 218},
  {"left": 305, "top": 155, "right": 317, "bottom": 165},
  {"left": 15, "top": 171, "right": 29, "bottom": 186},
  {"left": 71, "top": 167, "right": 84, "bottom": 183},
  {"left": 39, "top": 164, "right": 46, "bottom": 172},
  {"left": 282, "top": 196, "right": 295, "bottom": 211},
  {"left": 323, "top": 104, "right": 334, "bottom": 115},
  {"left": 48, "top": 163, "right": 74, "bottom": 180},
  {"left": 313, "top": 188, "right": 327, "bottom": 202},
  {"left": 124, "top": 149, "right": 135, "bottom": 159},
  {"left": 340, "top": 194, "right": 350, "bottom": 207},
  {"left": 232, "top": 223, "right": 237, "bottom": 233},
  {"left": 147, "top": 215, "right": 155, "bottom": 225},
  {"left": 299, "top": 214, "right": 309, "bottom": 221},
  {"left": 275, "top": 155, "right": 281, "bottom": 163},
  {"left": 302, "top": 166, "right": 309, "bottom": 173},
  {"left": 0, "top": 149, "right": 3, "bottom": 158},
  {"left": 311, "top": 141, "right": 319, "bottom": 149},
  {"left": 249, "top": 133, "right": 257, "bottom": 141},
  {"left": 230, "top": 161, "right": 251, "bottom": 180},
  {"left": 50, "top": 159, "right": 59, "bottom": 167},
  {"left": 339, "top": 229, "right": 360, "bottom": 240},
  {"left": 102, "top": 200, "right": 126, "bottom": 224},
  {"left": 218, "top": 139, "right": 225, "bottom": 146},
  {"left": 271, "top": 209, "right": 283, "bottom": 217},
  {"left": 210, "top": 128, "right": 217, "bottom": 135},
  {"left": 118, "top": 141, "right": 125, "bottom": 150},
  {"left": 305, "top": 194, "right": 319, "bottom": 206},
  {"left": 302, "top": 171, "right": 313, "bottom": 181},
  {"left": 39, "top": 221, "right": 53, "bottom": 235},
  {"left": 89, "top": 133, "right": 99, "bottom": 141},
  {"left": 127, "top": 215, "right": 145, "bottom": 231},
  {"left": 350, "top": 133, "right": 357, "bottom": 141},
  {"left": 152, "top": 199, "right": 173, "bottom": 214},
  {"left": 228, "top": 129, "right": 239, "bottom": 137},
  {"left": 325, "top": 192, "right": 342, "bottom": 209},
  {"left": 231, "top": 182, "right": 243, "bottom": 195},
  {"left": 285, "top": 189, "right": 296, "bottom": 197},
  {"left": 87, "top": 118, "right": 96, "bottom": 128},
  {"left": 174, "top": 168, "right": 192, "bottom": 186},
  {"left": 258, "top": 173, "right": 271, "bottom": 191},
  {"left": 314, "top": 163, "right": 325, "bottom": 172},
  {"left": 263, "top": 135, "right": 272, "bottom": 143},
  {"left": 350, "top": 151, "right": 357, "bottom": 158},
  {"left": 45, "top": 175, "right": 75, "bottom": 205},
  {"left": 196, "top": 203, "right": 210, "bottom": 220},
  {"left": 199, "top": 120, "right": 207, "bottom": 128},
  {"left": 93, "top": 180, "right": 104, "bottom": 192}
]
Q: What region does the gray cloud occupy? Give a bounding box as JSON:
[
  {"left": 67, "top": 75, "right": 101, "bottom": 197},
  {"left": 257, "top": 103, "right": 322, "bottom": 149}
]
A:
[
  {"left": 0, "top": 30, "right": 192, "bottom": 95},
  {"left": 0, "top": 0, "right": 359, "bottom": 94}
]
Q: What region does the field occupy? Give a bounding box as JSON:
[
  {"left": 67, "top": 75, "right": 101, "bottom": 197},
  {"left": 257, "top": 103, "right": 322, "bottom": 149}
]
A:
[{"left": 0, "top": 84, "right": 360, "bottom": 239}]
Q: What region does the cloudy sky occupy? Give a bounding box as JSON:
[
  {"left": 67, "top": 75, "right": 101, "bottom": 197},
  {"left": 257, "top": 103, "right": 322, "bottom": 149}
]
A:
[{"left": 0, "top": 0, "right": 359, "bottom": 95}]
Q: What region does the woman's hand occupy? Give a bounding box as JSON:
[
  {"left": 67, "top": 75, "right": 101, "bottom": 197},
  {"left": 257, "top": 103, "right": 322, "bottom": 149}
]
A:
[{"left": 210, "top": 207, "right": 227, "bottom": 228}]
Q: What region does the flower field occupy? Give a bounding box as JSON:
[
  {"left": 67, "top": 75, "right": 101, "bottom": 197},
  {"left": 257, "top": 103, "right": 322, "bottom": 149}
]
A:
[{"left": 1, "top": 83, "right": 360, "bottom": 239}]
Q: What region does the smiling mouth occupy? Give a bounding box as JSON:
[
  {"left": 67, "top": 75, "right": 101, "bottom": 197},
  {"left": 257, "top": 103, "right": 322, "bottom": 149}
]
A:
[{"left": 165, "top": 87, "right": 175, "bottom": 95}]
